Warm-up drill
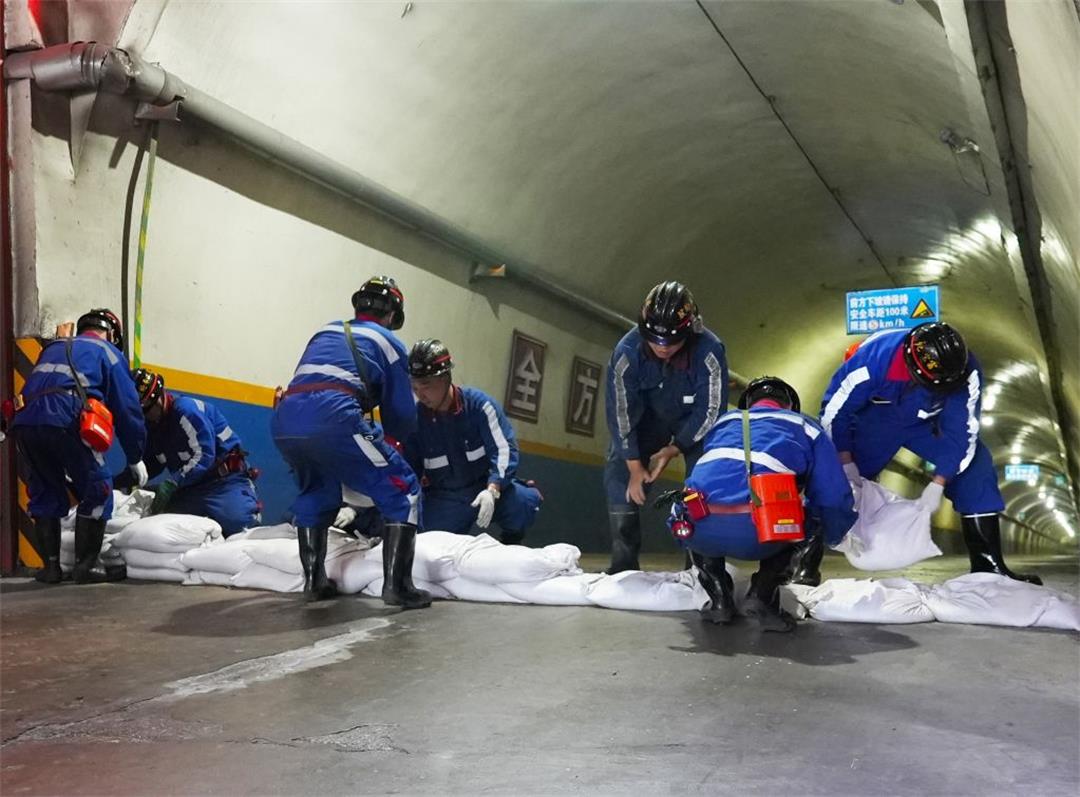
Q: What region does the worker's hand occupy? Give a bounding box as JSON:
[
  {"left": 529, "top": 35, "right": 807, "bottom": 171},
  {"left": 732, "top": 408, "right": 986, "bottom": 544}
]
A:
[
  {"left": 625, "top": 460, "right": 648, "bottom": 506},
  {"left": 129, "top": 461, "right": 149, "bottom": 488},
  {"left": 471, "top": 487, "right": 497, "bottom": 528},
  {"left": 333, "top": 506, "right": 358, "bottom": 529},
  {"left": 647, "top": 445, "right": 681, "bottom": 483},
  {"left": 917, "top": 480, "right": 945, "bottom": 514}
]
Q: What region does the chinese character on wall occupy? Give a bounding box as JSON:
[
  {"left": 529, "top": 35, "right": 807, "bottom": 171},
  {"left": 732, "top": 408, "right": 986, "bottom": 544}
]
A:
[
  {"left": 566, "top": 356, "right": 601, "bottom": 436},
  {"left": 505, "top": 330, "right": 546, "bottom": 423}
]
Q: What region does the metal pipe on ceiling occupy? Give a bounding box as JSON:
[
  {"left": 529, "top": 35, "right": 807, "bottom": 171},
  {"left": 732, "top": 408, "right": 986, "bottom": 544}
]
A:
[{"left": 2, "top": 42, "right": 753, "bottom": 391}]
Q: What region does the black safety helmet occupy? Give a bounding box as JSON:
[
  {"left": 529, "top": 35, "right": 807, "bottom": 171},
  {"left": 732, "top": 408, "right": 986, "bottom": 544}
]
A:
[
  {"left": 639, "top": 281, "right": 700, "bottom": 346},
  {"left": 352, "top": 276, "right": 405, "bottom": 330},
  {"left": 738, "top": 376, "right": 801, "bottom": 413},
  {"left": 131, "top": 367, "right": 166, "bottom": 410},
  {"left": 903, "top": 322, "right": 968, "bottom": 391},
  {"left": 409, "top": 339, "right": 453, "bottom": 379},
  {"left": 76, "top": 308, "right": 124, "bottom": 351}
]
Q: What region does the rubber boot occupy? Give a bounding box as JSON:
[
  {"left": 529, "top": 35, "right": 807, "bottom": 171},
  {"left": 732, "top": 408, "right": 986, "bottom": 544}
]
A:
[
  {"left": 500, "top": 530, "right": 525, "bottom": 546},
  {"left": 606, "top": 510, "right": 641, "bottom": 574},
  {"left": 297, "top": 526, "right": 339, "bottom": 601},
  {"left": 788, "top": 532, "right": 824, "bottom": 587},
  {"left": 381, "top": 522, "right": 432, "bottom": 609},
  {"left": 744, "top": 546, "right": 798, "bottom": 632},
  {"left": 962, "top": 514, "right": 1042, "bottom": 586},
  {"left": 691, "top": 552, "right": 735, "bottom": 624},
  {"left": 71, "top": 516, "right": 106, "bottom": 584},
  {"left": 32, "top": 517, "right": 63, "bottom": 584}
]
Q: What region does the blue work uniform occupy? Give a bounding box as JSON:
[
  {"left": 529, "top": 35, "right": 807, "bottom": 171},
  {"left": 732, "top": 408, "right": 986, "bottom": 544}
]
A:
[
  {"left": 673, "top": 406, "right": 856, "bottom": 560},
  {"left": 819, "top": 329, "right": 1003, "bottom": 514},
  {"left": 604, "top": 328, "right": 729, "bottom": 507},
  {"left": 271, "top": 318, "right": 420, "bottom": 528},
  {"left": 408, "top": 385, "right": 542, "bottom": 535},
  {"left": 141, "top": 395, "right": 260, "bottom": 536},
  {"left": 11, "top": 334, "right": 145, "bottom": 520}
]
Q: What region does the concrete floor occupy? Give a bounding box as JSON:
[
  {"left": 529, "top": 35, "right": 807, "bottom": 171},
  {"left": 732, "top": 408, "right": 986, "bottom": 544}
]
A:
[{"left": 1, "top": 553, "right": 1077, "bottom": 795}]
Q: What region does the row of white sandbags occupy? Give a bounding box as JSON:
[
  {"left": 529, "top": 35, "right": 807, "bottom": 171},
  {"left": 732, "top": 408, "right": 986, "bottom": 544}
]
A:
[{"left": 782, "top": 573, "right": 1080, "bottom": 630}]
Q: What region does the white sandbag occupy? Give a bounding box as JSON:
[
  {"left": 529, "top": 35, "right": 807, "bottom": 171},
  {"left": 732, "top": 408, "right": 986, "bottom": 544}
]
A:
[
  {"left": 112, "top": 514, "right": 222, "bottom": 553},
  {"left": 414, "top": 531, "right": 471, "bottom": 582},
  {"left": 500, "top": 573, "right": 604, "bottom": 605},
  {"left": 126, "top": 565, "right": 187, "bottom": 583},
  {"left": 113, "top": 489, "right": 155, "bottom": 520},
  {"left": 180, "top": 541, "right": 253, "bottom": 575},
  {"left": 791, "top": 578, "right": 935, "bottom": 623},
  {"left": 374, "top": 575, "right": 501, "bottom": 602},
  {"left": 585, "top": 570, "right": 709, "bottom": 612},
  {"left": 231, "top": 563, "right": 304, "bottom": 593},
  {"left": 183, "top": 570, "right": 234, "bottom": 587},
  {"left": 242, "top": 538, "right": 301, "bottom": 574},
  {"left": 325, "top": 549, "right": 384, "bottom": 594},
  {"left": 232, "top": 523, "right": 297, "bottom": 542},
  {"left": 925, "top": 572, "right": 1080, "bottom": 629},
  {"left": 833, "top": 479, "right": 942, "bottom": 571},
  {"left": 121, "top": 548, "right": 188, "bottom": 573},
  {"left": 455, "top": 534, "right": 582, "bottom": 584}
]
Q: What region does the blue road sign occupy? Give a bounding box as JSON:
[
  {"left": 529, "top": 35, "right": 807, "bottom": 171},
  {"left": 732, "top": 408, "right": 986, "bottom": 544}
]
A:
[
  {"left": 846, "top": 285, "right": 939, "bottom": 335},
  {"left": 1004, "top": 464, "right": 1040, "bottom": 482}
]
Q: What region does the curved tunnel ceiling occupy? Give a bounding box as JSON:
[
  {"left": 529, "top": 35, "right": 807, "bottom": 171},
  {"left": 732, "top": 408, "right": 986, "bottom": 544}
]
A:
[{"left": 56, "top": 0, "right": 1079, "bottom": 542}]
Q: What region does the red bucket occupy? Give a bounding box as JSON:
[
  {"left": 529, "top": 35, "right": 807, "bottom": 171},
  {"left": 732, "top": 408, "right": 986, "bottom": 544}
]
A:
[{"left": 749, "top": 472, "right": 805, "bottom": 543}]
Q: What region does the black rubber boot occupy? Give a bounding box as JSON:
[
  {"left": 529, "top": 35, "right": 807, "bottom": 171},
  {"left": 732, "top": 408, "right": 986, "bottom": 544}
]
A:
[
  {"left": 71, "top": 516, "right": 106, "bottom": 584},
  {"left": 788, "top": 532, "right": 824, "bottom": 587},
  {"left": 606, "top": 510, "right": 641, "bottom": 574},
  {"left": 744, "top": 546, "right": 798, "bottom": 632},
  {"left": 297, "top": 526, "right": 339, "bottom": 601},
  {"left": 381, "top": 522, "right": 432, "bottom": 609},
  {"left": 691, "top": 552, "right": 735, "bottom": 624},
  {"left": 962, "top": 514, "right": 1042, "bottom": 586},
  {"left": 33, "top": 517, "right": 63, "bottom": 584}
]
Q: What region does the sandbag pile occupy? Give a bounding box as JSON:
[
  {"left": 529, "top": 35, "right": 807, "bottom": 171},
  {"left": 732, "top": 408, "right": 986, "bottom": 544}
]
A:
[
  {"left": 110, "top": 512, "right": 223, "bottom": 582},
  {"left": 782, "top": 573, "right": 1080, "bottom": 631}
]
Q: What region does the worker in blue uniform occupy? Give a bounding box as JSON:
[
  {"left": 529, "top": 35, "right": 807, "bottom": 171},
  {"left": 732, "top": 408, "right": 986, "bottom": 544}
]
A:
[
  {"left": 668, "top": 377, "right": 856, "bottom": 631},
  {"left": 817, "top": 322, "right": 1040, "bottom": 585},
  {"left": 604, "top": 281, "right": 729, "bottom": 573},
  {"left": 122, "top": 368, "right": 260, "bottom": 536},
  {"left": 9, "top": 309, "right": 147, "bottom": 584},
  {"left": 271, "top": 276, "right": 430, "bottom": 608},
  {"left": 406, "top": 339, "right": 543, "bottom": 543}
]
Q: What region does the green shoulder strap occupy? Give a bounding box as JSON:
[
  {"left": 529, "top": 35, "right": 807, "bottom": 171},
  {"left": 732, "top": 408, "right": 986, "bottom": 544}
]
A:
[{"left": 742, "top": 409, "right": 763, "bottom": 508}]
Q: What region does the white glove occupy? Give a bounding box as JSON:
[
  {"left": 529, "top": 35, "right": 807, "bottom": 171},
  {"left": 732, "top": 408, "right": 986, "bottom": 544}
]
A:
[
  {"left": 843, "top": 461, "right": 862, "bottom": 503},
  {"left": 917, "top": 480, "right": 945, "bottom": 513},
  {"left": 333, "top": 506, "right": 357, "bottom": 529},
  {"left": 130, "top": 461, "right": 149, "bottom": 488},
  {"left": 471, "top": 488, "right": 497, "bottom": 529}
]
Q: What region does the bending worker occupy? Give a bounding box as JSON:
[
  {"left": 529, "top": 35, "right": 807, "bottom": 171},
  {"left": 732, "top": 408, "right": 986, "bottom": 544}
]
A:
[
  {"left": 605, "top": 281, "right": 728, "bottom": 573},
  {"left": 9, "top": 309, "right": 147, "bottom": 583},
  {"left": 271, "top": 276, "right": 430, "bottom": 608},
  {"left": 125, "top": 368, "right": 260, "bottom": 536},
  {"left": 407, "top": 339, "right": 542, "bottom": 543},
  {"left": 668, "top": 377, "right": 856, "bottom": 631},
  {"left": 817, "top": 321, "right": 1040, "bottom": 585}
]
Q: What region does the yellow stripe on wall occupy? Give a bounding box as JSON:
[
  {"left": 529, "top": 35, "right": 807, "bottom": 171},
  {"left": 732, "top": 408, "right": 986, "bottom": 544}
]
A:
[
  {"left": 19, "top": 532, "right": 43, "bottom": 569},
  {"left": 144, "top": 363, "right": 276, "bottom": 408}
]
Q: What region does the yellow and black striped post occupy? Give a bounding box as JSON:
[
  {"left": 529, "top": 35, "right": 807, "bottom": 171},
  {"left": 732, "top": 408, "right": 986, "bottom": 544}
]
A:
[{"left": 12, "top": 336, "right": 44, "bottom": 569}]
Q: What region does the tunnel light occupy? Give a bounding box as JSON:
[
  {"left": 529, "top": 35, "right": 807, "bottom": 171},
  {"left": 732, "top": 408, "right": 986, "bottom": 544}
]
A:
[
  {"left": 1038, "top": 489, "right": 1047, "bottom": 499},
  {"left": 983, "top": 394, "right": 997, "bottom": 411},
  {"left": 1009, "top": 455, "right": 1021, "bottom": 465},
  {"left": 1027, "top": 478, "right": 1038, "bottom": 487},
  {"left": 1011, "top": 441, "right": 1023, "bottom": 454},
  {"left": 981, "top": 416, "right": 994, "bottom": 427},
  {"left": 1047, "top": 497, "right": 1056, "bottom": 510}
]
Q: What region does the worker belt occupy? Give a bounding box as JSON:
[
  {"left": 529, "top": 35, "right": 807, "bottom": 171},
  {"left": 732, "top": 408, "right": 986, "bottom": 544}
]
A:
[
  {"left": 279, "top": 381, "right": 375, "bottom": 413},
  {"left": 703, "top": 502, "right": 754, "bottom": 515}
]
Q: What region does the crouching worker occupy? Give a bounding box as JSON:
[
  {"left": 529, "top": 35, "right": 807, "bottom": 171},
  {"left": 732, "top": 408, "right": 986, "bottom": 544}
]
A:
[
  {"left": 272, "top": 276, "right": 429, "bottom": 608},
  {"left": 123, "top": 369, "right": 260, "bottom": 536},
  {"left": 407, "top": 339, "right": 542, "bottom": 544},
  {"left": 666, "top": 377, "right": 855, "bottom": 631},
  {"left": 9, "top": 309, "right": 147, "bottom": 583}
]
